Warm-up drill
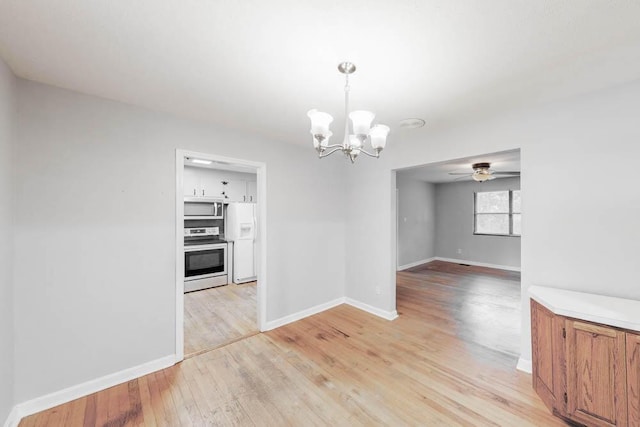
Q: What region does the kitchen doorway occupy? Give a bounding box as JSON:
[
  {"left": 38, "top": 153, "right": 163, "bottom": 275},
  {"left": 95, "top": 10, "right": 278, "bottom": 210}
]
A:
[{"left": 175, "top": 149, "right": 267, "bottom": 361}]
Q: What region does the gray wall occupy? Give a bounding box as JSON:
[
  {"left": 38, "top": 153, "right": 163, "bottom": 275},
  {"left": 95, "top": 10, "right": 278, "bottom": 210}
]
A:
[
  {"left": 396, "top": 175, "right": 435, "bottom": 268},
  {"left": 0, "top": 57, "right": 16, "bottom": 422},
  {"left": 13, "top": 80, "right": 348, "bottom": 402},
  {"left": 434, "top": 177, "right": 520, "bottom": 268},
  {"left": 345, "top": 79, "right": 640, "bottom": 366}
]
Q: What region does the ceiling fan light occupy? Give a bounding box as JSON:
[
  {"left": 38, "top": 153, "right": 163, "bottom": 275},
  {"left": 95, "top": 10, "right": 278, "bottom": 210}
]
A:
[
  {"left": 370, "top": 124, "right": 390, "bottom": 150},
  {"left": 472, "top": 171, "right": 494, "bottom": 182},
  {"left": 349, "top": 110, "right": 375, "bottom": 135}
]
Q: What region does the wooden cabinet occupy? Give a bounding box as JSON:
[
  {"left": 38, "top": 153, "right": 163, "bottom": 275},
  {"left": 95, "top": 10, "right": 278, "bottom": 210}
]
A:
[
  {"left": 627, "top": 334, "right": 640, "bottom": 426},
  {"left": 530, "top": 300, "right": 566, "bottom": 415},
  {"left": 565, "top": 320, "right": 627, "bottom": 427},
  {"left": 531, "top": 299, "right": 638, "bottom": 427}
]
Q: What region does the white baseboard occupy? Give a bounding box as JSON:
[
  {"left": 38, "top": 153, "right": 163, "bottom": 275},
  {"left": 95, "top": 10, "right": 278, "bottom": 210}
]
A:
[
  {"left": 13, "top": 354, "right": 177, "bottom": 422},
  {"left": 3, "top": 406, "right": 20, "bottom": 427},
  {"left": 516, "top": 357, "right": 532, "bottom": 373},
  {"left": 263, "top": 295, "right": 401, "bottom": 331},
  {"left": 397, "top": 257, "right": 436, "bottom": 271},
  {"left": 263, "top": 297, "right": 346, "bottom": 331},
  {"left": 435, "top": 257, "right": 521, "bottom": 272},
  {"left": 345, "top": 298, "right": 399, "bottom": 321}
]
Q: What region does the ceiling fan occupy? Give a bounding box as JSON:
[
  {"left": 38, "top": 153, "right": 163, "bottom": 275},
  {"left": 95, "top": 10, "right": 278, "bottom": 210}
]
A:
[{"left": 448, "top": 162, "right": 520, "bottom": 182}]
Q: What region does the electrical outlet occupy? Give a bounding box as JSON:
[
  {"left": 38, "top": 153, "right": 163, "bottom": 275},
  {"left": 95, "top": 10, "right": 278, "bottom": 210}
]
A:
[
  {"left": 457, "top": 248, "right": 462, "bottom": 254},
  {"left": 375, "top": 286, "right": 382, "bottom": 295}
]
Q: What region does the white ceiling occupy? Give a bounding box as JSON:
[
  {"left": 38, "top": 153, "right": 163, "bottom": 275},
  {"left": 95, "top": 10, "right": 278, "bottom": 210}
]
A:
[
  {"left": 1, "top": 1, "right": 639, "bottom": 146},
  {"left": 397, "top": 149, "right": 520, "bottom": 183}
]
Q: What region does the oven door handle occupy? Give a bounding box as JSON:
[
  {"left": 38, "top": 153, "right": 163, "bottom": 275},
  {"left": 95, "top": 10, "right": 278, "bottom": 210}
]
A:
[{"left": 184, "top": 244, "right": 227, "bottom": 252}]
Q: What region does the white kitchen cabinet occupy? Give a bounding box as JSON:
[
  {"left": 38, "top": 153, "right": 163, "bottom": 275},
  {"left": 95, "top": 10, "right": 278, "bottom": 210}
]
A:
[
  {"left": 183, "top": 166, "right": 201, "bottom": 197},
  {"left": 246, "top": 181, "right": 257, "bottom": 202},
  {"left": 184, "top": 166, "right": 224, "bottom": 198},
  {"left": 222, "top": 180, "right": 246, "bottom": 202},
  {"left": 222, "top": 180, "right": 257, "bottom": 203},
  {"left": 200, "top": 173, "right": 224, "bottom": 198},
  {"left": 184, "top": 166, "right": 257, "bottom": 202}
]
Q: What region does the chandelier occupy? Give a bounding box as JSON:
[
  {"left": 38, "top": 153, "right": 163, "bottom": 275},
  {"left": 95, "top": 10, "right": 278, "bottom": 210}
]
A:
[{"left": 307, "top": 62, "right": 390, "bottom": 163}]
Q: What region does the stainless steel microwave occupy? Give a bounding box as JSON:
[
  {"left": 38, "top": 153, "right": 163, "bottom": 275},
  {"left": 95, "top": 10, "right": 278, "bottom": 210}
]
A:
[{"left": 184, "top": 198, "right": 224, "bottom": 219}]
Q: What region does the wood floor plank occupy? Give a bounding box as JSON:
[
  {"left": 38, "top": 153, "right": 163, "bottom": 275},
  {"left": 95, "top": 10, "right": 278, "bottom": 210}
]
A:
[
  {"left": 171, "top": 365, "right": 205, "bottom": 426},
  {"left": 17, "top": 415, "right": 36, "bottom": 427},
  {"left": 93, "top": 389, "right": 109, "bottom": 427},
  {"left": 82, "top": 394, "right": 97, "bottom": 427},
  {"left": 66, "top": 397, "right": 87, "bottom": 427},
  {"left": 20, "top": 261, "right": 569, "bottom": 426},
  {"left": 184, "top": 281, "right": 258, "bottom": 357},
  {"left": 136, "top": 376, "right": 157, "bottom": 427}
]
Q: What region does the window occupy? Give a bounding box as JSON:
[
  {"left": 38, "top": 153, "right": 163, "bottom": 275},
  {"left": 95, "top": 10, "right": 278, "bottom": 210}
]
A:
[{"left": 474, "top": 190, "right": 521, "bottom": 236}]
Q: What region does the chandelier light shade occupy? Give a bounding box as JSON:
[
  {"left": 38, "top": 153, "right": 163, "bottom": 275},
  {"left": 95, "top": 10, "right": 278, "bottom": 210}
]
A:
[
  {"left": 349, "top": 110, "right": 375, "bottom": 136},
  {"left": 307, "top": 62, "right": 389, "bottom": 163},
  {"left": 307, "top": 110, "right": 333, "bottom": 137},
  {"left": 370, "top": 124, "right": 390, "bottom": 150}
]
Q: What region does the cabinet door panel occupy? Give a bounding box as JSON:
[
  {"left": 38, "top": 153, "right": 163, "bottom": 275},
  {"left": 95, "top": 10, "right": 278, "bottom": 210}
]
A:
[
  {"left": 246, "top": 180, "right": 257, "bottom": 202},
  {"left": 224, "top": 180, "right": 247, "bottom": 202},
  {"left": 200, "top": 173, "right": 223, "bottom": 198},
  {"left": 531, "top": 300, "right": 565, "bottom": 413},
  {"left": 566, "top": 320, "right": 627, "bottom": 427},
  {"left": 183, "top": 167, "right": 200, "bottom": 197},
  {"left": 627, "top": 333, "right": 640, "bottom": 426}
]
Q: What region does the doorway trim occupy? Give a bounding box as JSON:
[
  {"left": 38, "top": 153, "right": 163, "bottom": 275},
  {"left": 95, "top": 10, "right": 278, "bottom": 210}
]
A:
[{"left": 175, "top": 149, "right": 267, "bottom": 362}]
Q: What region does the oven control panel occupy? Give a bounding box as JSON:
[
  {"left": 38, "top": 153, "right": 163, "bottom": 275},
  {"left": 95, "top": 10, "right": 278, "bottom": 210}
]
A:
[{"left": 184, "top": 227, "right": 219, "bottom": 237}]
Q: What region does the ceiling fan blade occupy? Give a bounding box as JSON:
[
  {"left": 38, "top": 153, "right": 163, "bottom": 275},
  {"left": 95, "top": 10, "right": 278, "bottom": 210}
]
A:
[
  {"left": 492, "top": 171, "right": 520, "bottom": 175},
  {"left": 448, "top": 172, "right": 473, "bottom": 175}
]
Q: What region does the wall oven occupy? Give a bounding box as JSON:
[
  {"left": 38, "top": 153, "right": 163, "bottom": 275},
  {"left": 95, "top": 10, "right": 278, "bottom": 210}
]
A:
[{"left": 184, "top": 227, "right": 227, "bottom": 292}]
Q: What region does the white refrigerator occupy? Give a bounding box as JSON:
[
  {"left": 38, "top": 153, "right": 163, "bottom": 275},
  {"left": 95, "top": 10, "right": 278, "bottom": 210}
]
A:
[{"left": 225, "top": 203, "right": 256, "bottom": 284}]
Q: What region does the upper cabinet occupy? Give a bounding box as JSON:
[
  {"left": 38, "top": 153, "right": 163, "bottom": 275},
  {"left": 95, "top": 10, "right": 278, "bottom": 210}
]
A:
[
  {"left": 200, "top": 173, "right": 224, "bottom": 199},
  {"left": 222, "top": 180, "right": 257, "bottom": 203},
  {"left": 246, "top": 181, "right": 257, "bottom": 202},
  {"left": 183, "top": 166, "right": 200, "bottom": 197},
  {"left": 184, "top": 166, "right": 224, "bottom": 198},
  {"left": 184, "top": 166, "right": 256, "bottom": 202}
]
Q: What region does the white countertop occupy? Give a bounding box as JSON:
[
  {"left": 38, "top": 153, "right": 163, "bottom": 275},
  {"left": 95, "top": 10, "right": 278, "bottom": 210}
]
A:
[{"left": 529, "top": 285, "right": 640, "bottom": 333}]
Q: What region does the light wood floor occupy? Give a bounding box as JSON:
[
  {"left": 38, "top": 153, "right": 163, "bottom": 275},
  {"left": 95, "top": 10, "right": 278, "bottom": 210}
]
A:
[
  {"left": 184, "top": 282, "right": 258, "bottom": 358},
  {"left": 20, "top": 261, "right": 568, "bottom": 426},
  {"left": 403, "top": 259, "right": 522, "bottom": 357}
]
